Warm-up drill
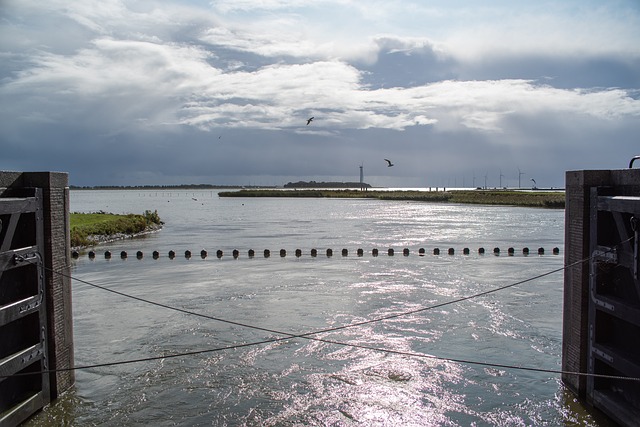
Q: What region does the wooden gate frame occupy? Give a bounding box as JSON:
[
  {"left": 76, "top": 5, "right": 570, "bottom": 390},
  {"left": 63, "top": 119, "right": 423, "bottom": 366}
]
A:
[
  {"left": 0, "top": 188, "right": 51, "bottom": 427},
  {"left": 587, "top": 189, "right": 640, "bottom": 425}
]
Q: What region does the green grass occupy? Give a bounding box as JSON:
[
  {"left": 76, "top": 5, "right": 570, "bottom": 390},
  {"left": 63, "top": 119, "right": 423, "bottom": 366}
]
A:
[
  {"left": 218, "top": 189, "right": 565, "bottom": 208},
  {"left": 70, "top": 210, "right": 162, "bottom": 247}
]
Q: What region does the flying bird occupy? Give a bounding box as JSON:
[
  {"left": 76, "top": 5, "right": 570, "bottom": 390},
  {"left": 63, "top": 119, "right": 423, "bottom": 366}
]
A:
[
  {"left": 306, "top": 117, "right": 314, "bottom": 125},
  {"left": 384, "top": 159, "right": 394, "bottom": 167}
]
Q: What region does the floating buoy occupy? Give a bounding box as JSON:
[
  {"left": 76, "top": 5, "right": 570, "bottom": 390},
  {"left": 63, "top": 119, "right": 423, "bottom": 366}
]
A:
[{"left": 85, "top": 245, "right": 559, "bottom": 261}]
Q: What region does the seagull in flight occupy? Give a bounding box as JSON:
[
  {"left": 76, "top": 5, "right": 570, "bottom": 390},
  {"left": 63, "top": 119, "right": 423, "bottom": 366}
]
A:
[
  {"left": 384, "top": 159, "right": 394, "bottom": 167},
  {"left": 306, "top": 117, "right": 314, "bottom": 125}
]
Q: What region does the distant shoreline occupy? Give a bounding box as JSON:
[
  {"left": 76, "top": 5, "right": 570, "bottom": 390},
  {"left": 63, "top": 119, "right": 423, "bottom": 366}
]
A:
[
  {"left": 284, "top": 181, "right": 371, "bottom": 189},
  {"left": 68, "top": 185, "right": 566, "bottom": 208},
  {"left": 218, "top": 189, "right": 566, "bottom": 208}
]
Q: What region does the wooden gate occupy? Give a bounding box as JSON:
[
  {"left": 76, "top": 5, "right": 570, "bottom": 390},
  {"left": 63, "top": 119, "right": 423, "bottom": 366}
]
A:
[
  {"left": 0, "top": 187, "right": 50, "bottom": 427},
  {"left": 588, "top": 188, "right": 640, "bottom": 424}
]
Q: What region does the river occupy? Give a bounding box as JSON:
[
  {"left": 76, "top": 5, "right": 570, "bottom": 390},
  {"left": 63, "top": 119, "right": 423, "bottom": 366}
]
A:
[{"left": 25, "top": 189, "right": 610, "bottom": 426}]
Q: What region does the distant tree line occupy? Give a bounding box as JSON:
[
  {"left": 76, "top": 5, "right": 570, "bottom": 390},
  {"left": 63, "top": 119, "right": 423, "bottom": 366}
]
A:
[{"left": 284, "top": 181, "right": 371, "bottom": 189}]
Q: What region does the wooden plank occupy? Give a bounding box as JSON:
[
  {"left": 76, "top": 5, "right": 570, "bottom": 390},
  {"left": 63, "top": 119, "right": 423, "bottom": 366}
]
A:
[
  {"left": 0, "top": 212, "right": 19, "bottom": 252},
  {"left": 0, "top": 246, "right": 39, "bottom": 269},
  {"left": 597, "top": 195, "right": 640, "bottom": 214},
  {"left": 592, "top": 342, "right": 640, "bottom": 379},
  {"left": 0, "top": 344, "right": 44, "bottom": 378},
  {"left": 0, "top": 294, "right": 42, "bottom": 327},
  {"left": 0, "top": 197, "right": 38, "bottom": 215},
  {"left": 590, "top": 293, "right": 640, "bottom": 326},
  {"left": 0, "top": 392, "right": 46, "bottom": 427},
  {"left": 592, "top": 390, "right": 640, "bottom": 427}
]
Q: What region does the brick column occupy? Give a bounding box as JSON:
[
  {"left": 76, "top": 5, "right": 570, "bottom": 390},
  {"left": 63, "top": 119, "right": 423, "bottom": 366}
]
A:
[{"left": 562, "top": 170, "right": 608, "bottom": 396}]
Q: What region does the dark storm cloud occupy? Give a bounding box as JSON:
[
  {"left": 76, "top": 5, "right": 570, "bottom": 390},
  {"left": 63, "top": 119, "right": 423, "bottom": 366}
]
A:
[{"left": 457, "top": 54, "right": 640, "bottom": 90}]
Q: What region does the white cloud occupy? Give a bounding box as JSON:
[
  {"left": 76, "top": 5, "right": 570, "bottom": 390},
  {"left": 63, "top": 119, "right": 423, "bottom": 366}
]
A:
[
  {"left": 209, "top": 0, "right": 640, "bottom": 61},
  {"left": 4, "top": 31, "right": 640, "bottom": 137}
]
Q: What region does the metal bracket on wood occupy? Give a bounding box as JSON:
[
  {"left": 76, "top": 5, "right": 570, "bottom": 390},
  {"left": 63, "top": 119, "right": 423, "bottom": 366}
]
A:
[
  {"left": 592, "top": 247, "right": 618, "bottom": 264},
  {"left": 12, "top": 251, "right": 40, "bottom": 265}
]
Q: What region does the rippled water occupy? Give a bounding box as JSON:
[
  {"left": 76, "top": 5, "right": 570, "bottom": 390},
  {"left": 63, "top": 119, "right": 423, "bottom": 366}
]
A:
[{"left": 25, "top": 190, "right": 609, "bottom": 426}]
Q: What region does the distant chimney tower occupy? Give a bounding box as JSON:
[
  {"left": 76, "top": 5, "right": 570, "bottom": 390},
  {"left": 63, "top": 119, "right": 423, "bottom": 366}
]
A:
[{"left": 359, "top": 165, "right": 364, "bottom": 190}]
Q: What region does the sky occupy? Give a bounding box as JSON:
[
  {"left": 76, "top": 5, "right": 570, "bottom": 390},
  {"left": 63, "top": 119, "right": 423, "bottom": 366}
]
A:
[{"left": 1, "top": 0, "right": 639, "bottom": 188}]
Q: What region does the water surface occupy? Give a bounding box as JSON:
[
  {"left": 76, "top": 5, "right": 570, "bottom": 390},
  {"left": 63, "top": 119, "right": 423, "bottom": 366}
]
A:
[{"left": 26, "top": 190, "right": 608, "bottom": 426}]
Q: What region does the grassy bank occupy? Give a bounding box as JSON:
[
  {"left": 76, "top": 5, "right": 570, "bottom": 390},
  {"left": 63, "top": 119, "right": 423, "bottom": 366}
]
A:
[
  {"left": 70, "top": 210, "right": 163, "bottom": 248},
  {"left": 218, "top": 189, "right": 565, "bottom": 208}
]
